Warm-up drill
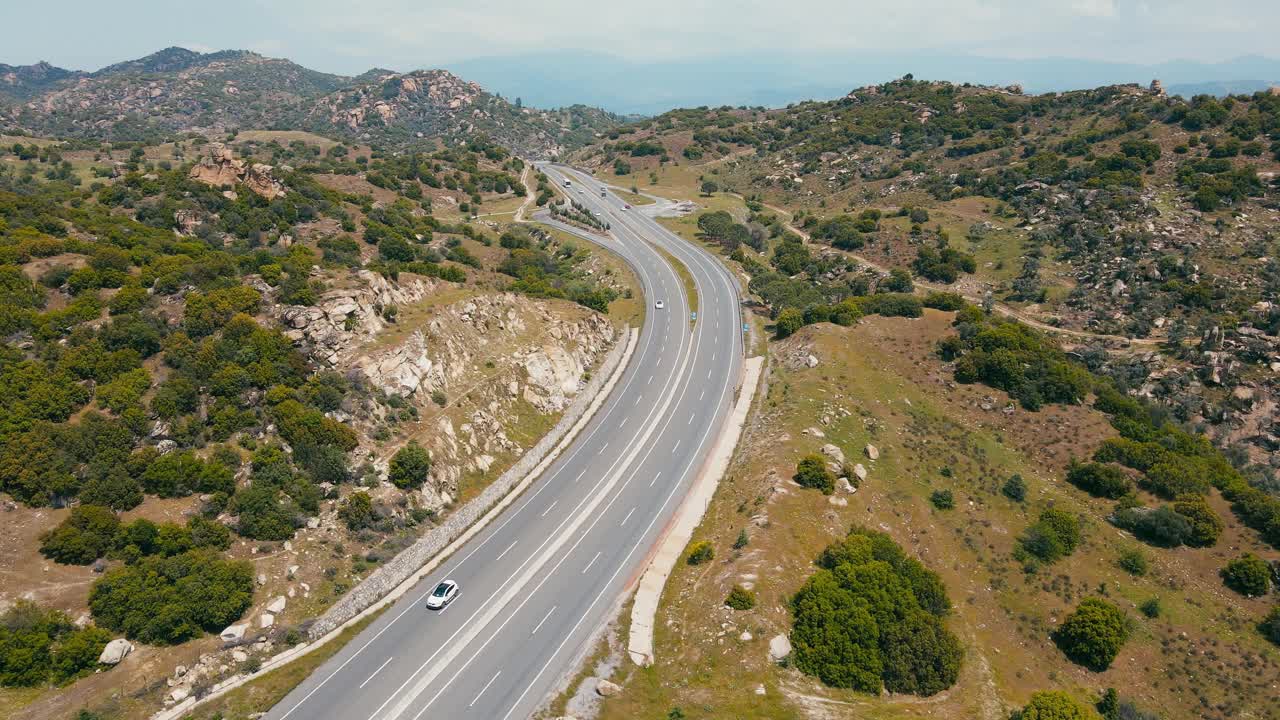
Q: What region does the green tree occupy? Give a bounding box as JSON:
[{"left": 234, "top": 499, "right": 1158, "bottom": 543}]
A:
[
  {"left": 1171, "top": 495, "right": 1223, "bottom": 547},
  {"left": 39, "top": 506, "right": 120, "bottom": 565},
  {"left": 700, "top": 180, "right": 719, "bottom": 196},
  {"left": 339, "top": 492, "right": 377, "bottom": 531},
  {"left": 388, "top": 442, "right": 431, "bottom": 489},
  {"left": 1065, "top": 461, "right": 1131, "bottom": 499},
  {"left": 794, "top": 454, "right": 835, "bottom": 494},
  {"left": 774, "top": 307, "right": 805, "bottom": 338},
  {"left": 1221, "top": 553, "right": 1271, "bottom": 596},
  {"left": 929, "top": 489, "right": 955, "bottom": 510},
  {"left": 1053, "top": 598, "right": 1130, "bottom": 671},
  {"left": 1012, "top": 691, "right": 1101, "bottom": 720},
  {"left": 89, "top": 550, "right": 253, "bottom": 645}
]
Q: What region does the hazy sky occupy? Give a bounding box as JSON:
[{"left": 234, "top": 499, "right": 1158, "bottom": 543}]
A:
[{"left": 5, "top": 0, "right": 1278, "bottom": 73}]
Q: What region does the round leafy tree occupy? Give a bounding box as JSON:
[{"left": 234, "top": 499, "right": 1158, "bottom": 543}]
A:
[
  {"left": 1221, "top": 553, "right": 1272, "bottom": 597},
  {"left": 1052, "top": 597, "right": 1130, "bottom": 671},
  {"left": 794, "top": 454, "right": 835, "bottom": 494},
  {"left": 1012, "top": 691, "right": 1101, "bottom": 720},
  {"left": 388, "top": 441, "right": 432, "bottom": 489}
]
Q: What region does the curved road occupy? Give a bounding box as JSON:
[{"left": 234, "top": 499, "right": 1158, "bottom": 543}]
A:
[{"left": 265, "top": 165, "right": 743, "bottom": 720}]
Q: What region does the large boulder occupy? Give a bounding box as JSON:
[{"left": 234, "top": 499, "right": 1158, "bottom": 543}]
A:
[
  {"left": 768, "top": 634, "right": 792, "bottom": 662},
  {"left": 98, "top": 638, "right": 133, "bottom": 665},
  {"left": 595, "top": 679, "right": 622, "bottom": 697},
  {"left": 220, "top": 623, "right": 249, "bottom": 642}
]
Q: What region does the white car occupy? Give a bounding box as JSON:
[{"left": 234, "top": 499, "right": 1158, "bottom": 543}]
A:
[
  {"left": 654, "top": 300, "right": 665, "bottom": 310},
  {"left": 425, "top": 580, "right": 459, "bottom": 610}
]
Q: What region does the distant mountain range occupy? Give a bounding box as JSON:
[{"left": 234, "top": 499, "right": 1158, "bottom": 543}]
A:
[
  {"left": 444, "top": 50, "right": 1280, "bottom": 115},
  {"left": 0, "top": 47, "right": 624, "bottom": 157}
]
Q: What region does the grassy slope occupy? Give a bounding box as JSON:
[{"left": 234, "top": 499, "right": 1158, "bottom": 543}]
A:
[{"left": 594, "top": 313, "right": 1280, "bottom": 720}]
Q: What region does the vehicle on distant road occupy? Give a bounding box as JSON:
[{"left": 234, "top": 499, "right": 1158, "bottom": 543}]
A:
[
  {"left": 654, "top": 300, "right": 665, "bottom": 310},
  {"left": 563, "top": 179, "right": 571, "bottom": 187},
  {"left": 425, "top": 580, "right": 458, "bottom": 610},
  {"left": 624, "top": 204, "right": 631, "bottom": 209},
  {"left": 601, "top": 189, "right": 607, "bottom": 197}
]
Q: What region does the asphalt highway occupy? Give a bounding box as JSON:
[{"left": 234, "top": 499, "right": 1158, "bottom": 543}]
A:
[{"left": 265, "top": 164, "right": 743, "bottom": 720}]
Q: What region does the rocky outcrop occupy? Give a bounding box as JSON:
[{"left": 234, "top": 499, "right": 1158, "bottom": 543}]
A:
[
  {"left": 276, "top": 270, "right": 436, "bottom": 366},
  {"left": 189, "top": 142, "right": 285, "bottom": 199}
]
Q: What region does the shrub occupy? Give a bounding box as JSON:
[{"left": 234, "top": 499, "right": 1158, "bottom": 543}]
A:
[
  {"left": 1259, "top": 605, "right": 1280, "bottom": 646},
  {"left": 0, "top": 601, "right": 111, "bottom": 687},
  {"left": 229, "top": 484, "right": 298, "bottom": 541},
  {"left": 725, "top": 585, "right": 756, "bottom": 610},
  {"left": 339, "top": 492, "right": 377, "bottom": 531},
  {"left": 1012, "top": 691, "right": 1100, "bottom": 720},
  {"left": 686, "top": 540, "right": 714, "bottom": 565},
  {"left": 929, "top": 489, "right": 954, "bottom": 510},
  {"left": 791, "top": 527, "right": 960, "bottom": 696},
  {"left": 1111, "top": 505, "right": 1193, "bottom": 547},
  {"left": 1140, "top": 456, "right": 1212, "bottom": 498},
  {"left": 794, "top": 454, "right": 835, "bottom": 494},
  {"left": 1139, "top": 598, "right": 1161, "bottom": 619},
  {"left": 1116, "top": 547, "right": 1148, "bottom": 576},
  {"left": 388, "top": 442, "right": 431, "bottom": 489},
  {"left": 1066, "top": 461, "right": 1131, "bottom": 499},
  {"left": 1053, "top": 598, "right": 1130, "bottom": 671},
  {"left": 39, "top": 505, "right": 120, "bottom": 565},
  {"left": 1017, "top": 508, "right": 1081, "bottom": 564},
  {"left": 733, "top": 528, "right": 750, "bottom": 550},
  {"left": 1221, "top": 553, "right": 1271, "bottom": 596},
  {"left": 1170, "top": 495, "right": 1222, "bottom": 547},
  {"left": 89, "top": 550, "right": 254, "bottom": 645},
  {"left": 774, "top": 307, "right": 805, "bottom": 338},
  {"left": 1002, "top": 474, "right": 1027, "bottom": 502}
]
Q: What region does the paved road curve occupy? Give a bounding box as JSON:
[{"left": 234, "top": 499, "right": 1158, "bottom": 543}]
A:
[{"left": 265, "top": 165, "right": 743, "bottom": 720}]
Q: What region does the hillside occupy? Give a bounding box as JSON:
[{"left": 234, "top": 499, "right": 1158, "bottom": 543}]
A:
[
  {"left": 0, "top": 48, "right": 622, "bottom": 157},
  {"left": 0, "top": 128, "right": 640, "bottom": 718},
  {"left": 559, "top": 77, "right": 1280, "bottom": 720}
]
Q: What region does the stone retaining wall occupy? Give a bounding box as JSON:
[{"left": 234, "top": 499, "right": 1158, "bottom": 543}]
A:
[{"left": 306, "top": 324, "right": 630, "bottom": 640}]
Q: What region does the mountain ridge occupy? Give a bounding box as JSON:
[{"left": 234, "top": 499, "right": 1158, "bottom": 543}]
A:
[{"left": 0, "top": 47, "right": 623, "bottom": 158}]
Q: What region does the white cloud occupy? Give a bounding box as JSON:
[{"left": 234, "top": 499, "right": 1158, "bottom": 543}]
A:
[{"left": 1069, "top": 0, "right": 1116, "bottom": 17}]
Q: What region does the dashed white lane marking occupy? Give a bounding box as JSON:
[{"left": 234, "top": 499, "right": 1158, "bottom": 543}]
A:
[
  {"left": 495, "top": 540, "right": 519, "bottom": 562},
  {"left": 572, "top": 467, "right": 587, "bottom": 483},
  {"left": 634, "top": 394, "right": 642, "bottom": 406},
  {"left": 359, "top": 657, "right": 394, "bottom": 690},
  {"left": 699, "top": 389, "right": 705, "bottom": 401},
  {"left": 581, "top": 551, "right": 602, "bottom": 574},
  {"left": 531, "top": 606, "right": 556, "bottom": 635},
  {"left": 599, "top": 442, "right": 609, "bottom": 453},
  {"left": 647, "top": 374, "right": 653, "bottom": 384},
  {"left": 540, "top": 501, "right": 558, "bottom": 518},
  {"left": 648, "top": 471, "right": 662, "bottom": 488},
  {"left": 468, "top": 671, "right": 501, "bottom": 708},
  {"left": 687, "top": 414, "right": 693, "bottom": 425},
  {"left": 621, "top": 507, "right": 636, "bottom": 525}
]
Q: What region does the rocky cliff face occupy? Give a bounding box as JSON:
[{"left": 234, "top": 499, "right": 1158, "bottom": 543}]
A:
[
  {"left": 270, "top": 271, "right": 614, "bottom": 511},
  {"left": 188, "top": 142, "right": 286, "bottom": 198}
]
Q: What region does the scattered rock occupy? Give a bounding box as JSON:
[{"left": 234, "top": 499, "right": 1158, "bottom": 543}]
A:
[
  {"left": 167, "top": 687, "right": 190, "bottom": 705},
  {"left": 864, "top": 444, "right": 880, "bottom": 460},
  {"left": 806, "top": 354, "right": 820, "bottom": 368},
  {"left": 820, "top": 443, "right": 845, "bottom": 464},
  {"left": 257, "top": 573, "right": 268, "bottom": 586},
  {"left": 740, "top": 630, "right": 753, "bottom": 642},
  {"left": 803, "top": 427, "right": 825, "bottom": 438},
  {"left": 232, "top": 649, "right": 249, "bottom": 663},
  {"left": 220, "top": 623, "right": 249, "bottom": 642},
  {"left": 754, "top": 683, "right": 767, "bottom": 696},
  {"left": 828, "top": 496, "right": 848, "bottom": 506},
  {"left": 266, "top": 596, "right": 287, "bottom": 614},
  {"left": 258, "top": 613, "right": 275, "bottom": 629},
  {"left": 852, "top": 463, "right": 868, "bottom": 481}
]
